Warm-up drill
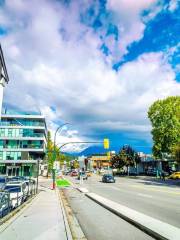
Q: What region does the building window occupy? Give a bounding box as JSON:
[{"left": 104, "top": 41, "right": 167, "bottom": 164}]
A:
[
  {"left": 0, "top": 129, "right": 5, "bottom": 137},
  {"left": 0, "top": 151, "right": 3, "bottom": 160}
]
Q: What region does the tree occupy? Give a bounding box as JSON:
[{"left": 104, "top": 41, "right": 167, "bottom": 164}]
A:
[
  {"left": 46, "top": 131, "right": 75, "bottom": 172},
  {"left": 111, "top": 145, "right": 140, "bottom": 171},
  {"left": 47, "top": 131, "right": 54, "bottom": 172},
  {"left": 148, "top": 96, "right": 180, "bottom": 158},
  {"left": 111, "top": 154, "right": 125, "bottom": 169},
  {"left": 172, "top": 144, "right": 180, "bottom": 164}
]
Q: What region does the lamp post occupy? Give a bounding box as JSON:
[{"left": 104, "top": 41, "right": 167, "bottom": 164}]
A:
[{"left": 52, "top": 123, "right": 70, "bottom": 189}]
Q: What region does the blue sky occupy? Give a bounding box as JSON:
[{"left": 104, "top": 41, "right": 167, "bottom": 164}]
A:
[{"left": 0, "top": 0, "right": 180, "bottom": 153}]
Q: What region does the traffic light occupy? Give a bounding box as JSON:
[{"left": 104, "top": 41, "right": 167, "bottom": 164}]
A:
[{"left": 104, "top": 138, "right": 109, "bottom": 149}]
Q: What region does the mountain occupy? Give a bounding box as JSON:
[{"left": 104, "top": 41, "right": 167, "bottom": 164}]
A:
[{"left": 62, "top": 145, "right": 113, "bottom": 157}]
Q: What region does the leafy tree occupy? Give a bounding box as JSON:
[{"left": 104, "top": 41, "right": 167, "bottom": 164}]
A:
[
  {"left": 46, "top": 131, "right": 75, "bottom": 172},
  {"left": 47, "top": 131, "right": 54, "bottom": 172},
  {"left": 111, "top": 145, "right": 140, "bottom": 170},
  {"left": 111, "top": 154, "right": 125, "bottom": 169},
  {"left": 172, "top": 144, "right": 180, "bottom": 163},
  {"left": 148, "top": 96, "right": 180, "bottom": 158}
]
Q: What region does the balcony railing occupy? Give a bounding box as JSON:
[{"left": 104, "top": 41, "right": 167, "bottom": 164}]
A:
[
  {"left": 0, "top": 121, "right": 45, "bottom": 127},
  {"left": 0, "top": 145, "right": 44, "bottom": 149},
  {"left": 0, "top": 133, "right": 45, "bottom": 138}
]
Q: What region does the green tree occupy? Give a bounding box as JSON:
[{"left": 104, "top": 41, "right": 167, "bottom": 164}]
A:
[
  {"left": 46, "top": 131, "right": 54, "bottom": 172},
  {"left": 148, "top": 96, "right": 180, "bottom": 158},
  {"left": 111, "top": 145, "right": 140, "bottom": 171},
  {"left": 46, "top": 131, "right": 75, "bottom": 171},
  {"left": 172, "top": 144, "right": 180, "bottom": 164}
]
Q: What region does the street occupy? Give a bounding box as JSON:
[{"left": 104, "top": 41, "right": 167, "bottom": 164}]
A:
[{"left": 64, "top": 174, "right": 180, "bottom": 239}]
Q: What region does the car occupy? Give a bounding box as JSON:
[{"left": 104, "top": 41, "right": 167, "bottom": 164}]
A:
[
  {"left": 77, "top": 172, "right": 88, "bottom": 180},
  {"left": 168, "top": 172, "right": 180, "bottom": 180},
  {"left": 64, "top": 170, "right": 71, "bottom": 175},
  {"left": 0, "top": 192, "right": 11, "bottom": 218},
  {"left": 85, "top": 171, "right": 92, "bottom": 177},
  {"left": 4, "top": 181, "right": 28, "bottom": 208},
  {"left": 70, "top": 171, "right": 78, "bottom": 177},
  {"left": 0, "top": 176, "right": 8, "bottom": 190},
  {"left": 102, "top": 174, "right": 115, "bottom": 183},
  {"left": 7, "top": 177, "right": 36, "bottom": 196}
]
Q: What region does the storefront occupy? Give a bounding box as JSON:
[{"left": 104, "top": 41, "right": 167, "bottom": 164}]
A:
[{"left": 0, "top": 160, "right": 38, "bottom": 177}]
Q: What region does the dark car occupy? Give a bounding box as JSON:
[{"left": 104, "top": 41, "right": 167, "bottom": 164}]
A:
[
  {"left": 0, "top": 192, "right": 11, "bottom": 217},
  {"left": 0, "top": 176, "right": 8, "bottom": 190},
  {"left": 102, "top": 174, "right": 115, "bottom": 183}
]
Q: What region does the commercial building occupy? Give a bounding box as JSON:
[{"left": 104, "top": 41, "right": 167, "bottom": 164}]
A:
[
  {"left": 0, "top": 110, "right": 47, "bottom": 177},
  {"left": 89, "top": 154, "right": 112, "bottom": 169},
  {"left": 0, "top": 44, "right": 9, "bottom": 117}
]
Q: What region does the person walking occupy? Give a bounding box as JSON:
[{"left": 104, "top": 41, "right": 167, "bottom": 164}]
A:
[{"left": 161, "top": 171, "right": 165, "bottom": 181}]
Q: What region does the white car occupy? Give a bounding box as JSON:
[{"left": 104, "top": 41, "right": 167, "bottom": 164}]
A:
[{"left": 4, "top": 181, "right": 28, "bottom": 208}]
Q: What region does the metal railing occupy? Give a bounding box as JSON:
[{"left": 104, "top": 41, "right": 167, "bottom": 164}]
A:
[{"left": 0, "top": 179, "right": 37, "bottom": 219}]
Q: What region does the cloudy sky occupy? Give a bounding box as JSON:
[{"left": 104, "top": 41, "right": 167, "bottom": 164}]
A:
[{"left": 0, "top": 0, "right": 180, "bottom": 153}]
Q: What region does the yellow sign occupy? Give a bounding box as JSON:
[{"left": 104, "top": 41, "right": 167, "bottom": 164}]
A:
[{"left": 103, "top": 138, "right": 109, "bottom": 149}]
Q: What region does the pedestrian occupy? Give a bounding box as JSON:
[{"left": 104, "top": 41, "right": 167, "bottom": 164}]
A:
[
  {"left": 162, "top": 171, "right": 165, "bottom": 181},
  {"left": 159, "top": 170, "right": 162, "bottom": 179}
]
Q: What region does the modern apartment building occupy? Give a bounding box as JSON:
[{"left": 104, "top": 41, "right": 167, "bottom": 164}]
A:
[
  {"left": 0, "top": 110, "right": 47, "bottom": 177},
  {"left": 0, "top": 44, "right": 9, "bottom": 117}
]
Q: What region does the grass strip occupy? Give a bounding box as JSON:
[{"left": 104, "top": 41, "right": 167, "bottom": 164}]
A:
[{"left": 56, "top": 178, "right": 71, "bottom": 187}]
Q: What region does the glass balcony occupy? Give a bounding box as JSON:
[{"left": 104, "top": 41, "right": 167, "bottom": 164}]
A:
[{"left": 0, "top": 120, "right": 45, "bottom": 127}]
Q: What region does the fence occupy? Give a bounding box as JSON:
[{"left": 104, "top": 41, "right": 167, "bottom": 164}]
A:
[{"left": 0, "top": 179, "right": 37, "bottom": 218}]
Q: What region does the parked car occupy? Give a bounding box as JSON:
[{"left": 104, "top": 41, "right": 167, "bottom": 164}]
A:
[
  {"left": 78, "top": 172, "right": 88, "bottom": 180},
  {"left": 0, "top": 176, "right": 8, "bottom": 190},
  {"left": 4, "top": 181, "right": 28, "bottom": 208},
  {"left": 7, "top": 177, "right": 35, "bottom": 197},
  {"left": 85, "top": 171, "right": 92, "bottom": 177},
  {"left": 168, "top": 172, "right": 180, "bottom": 180},
  {"left": 70, "top": 171, "right": 78, "bottom": 177},
  {"left": 102, "top": 174, "right": 115, "bottom": 183},
  {"left": 0, "top": 192, "right": 11, "bottom": 217}
]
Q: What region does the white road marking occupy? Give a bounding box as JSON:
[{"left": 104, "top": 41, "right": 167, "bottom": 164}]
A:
[{"left": 137, "top": 193, "right": 153, "bottom": 198}]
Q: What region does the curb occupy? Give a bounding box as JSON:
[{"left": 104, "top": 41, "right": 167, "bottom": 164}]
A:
[
  {"left": 57, "top": 189, "right": 73, "bottom": 240},
  {"left": 76, "top": 187, "right": 89, "bottom": 193},
  {"left": 0, "top": 194, "right": 37, "bottom": 232},
  {"left": 61, "top": 189, "right": 87, "bottom": 240},
  {"left": 85, "top": 192, "right": 180, "bottom": 240}
]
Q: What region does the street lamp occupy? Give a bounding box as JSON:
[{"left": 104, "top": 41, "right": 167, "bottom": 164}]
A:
[{"left": 52, "top": 123, "right": 70, "bottom": 189}]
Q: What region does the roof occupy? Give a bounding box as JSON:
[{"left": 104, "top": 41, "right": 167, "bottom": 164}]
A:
[{"left": 0, "top": 44, "right": 9, "bottom": 83}]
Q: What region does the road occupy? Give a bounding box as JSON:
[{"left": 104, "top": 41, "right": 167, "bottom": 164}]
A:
[
  {"left": 64, "top": 174, "right": 180, "bottom": 240},
  {"left": 72, "top": 175, "right": 180, "bottom": 227},
  {"left": 64, "top": 187, "right": 154, "bottom": 240}
]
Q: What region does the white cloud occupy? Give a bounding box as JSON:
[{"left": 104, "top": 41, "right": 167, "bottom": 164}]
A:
[
  {"left": 0, "top": 0, "right": 179, "bottom": 152},
  {"left": 106, "top": 0, "right": 162, "bottom": 57},
  {"left": 168, "top": 0, "right": 179, "bottom": 12}
]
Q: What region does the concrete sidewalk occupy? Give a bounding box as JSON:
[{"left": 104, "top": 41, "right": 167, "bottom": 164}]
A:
[{"left": 0, "top": 178, "right": 71, "bottom": 240}]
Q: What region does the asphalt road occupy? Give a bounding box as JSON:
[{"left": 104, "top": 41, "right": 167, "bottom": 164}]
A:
[
  {"left": 67, "top": 174, "right": 180, "bottom": 230},
  {"left": 64, "top": 187, "right": 154, "bottom": 240}
]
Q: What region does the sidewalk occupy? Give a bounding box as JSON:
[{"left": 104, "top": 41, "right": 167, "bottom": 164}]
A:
[{"left": 0, "top": 177, "right": 70, "bottom": 240}]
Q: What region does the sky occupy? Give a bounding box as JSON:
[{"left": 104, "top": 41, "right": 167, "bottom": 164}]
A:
[{"left": 0, "top": 0, "right": 180, "bottom": 153}]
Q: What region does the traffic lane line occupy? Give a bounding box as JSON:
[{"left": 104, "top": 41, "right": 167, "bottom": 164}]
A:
[
  {"left": 82, "top": 183, "right": 180, "bottom": 207},
  {"left": 131, "top": 184, "right": 180, "bottom": 195},
  {"left": 86, "top": 192, "right": 180, "bottom": 240},
  {"left": 110, "top": 186, "right": 153, "bottom": 199},
  {"left": 137, "top": 193, "right": 153, "bottom": 198}
]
